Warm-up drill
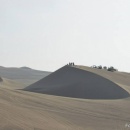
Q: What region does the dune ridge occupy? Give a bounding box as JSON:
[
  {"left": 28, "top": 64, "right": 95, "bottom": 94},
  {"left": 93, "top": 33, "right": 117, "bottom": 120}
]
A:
[
  {"left": 0, "top": 66, "right": 51, "bottom": 86},
  {"left": 24, "top": 65, "right": 130, "bottom": 99}
]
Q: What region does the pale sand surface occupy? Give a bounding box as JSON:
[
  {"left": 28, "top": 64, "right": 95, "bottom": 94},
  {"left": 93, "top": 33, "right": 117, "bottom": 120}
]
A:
[
  {"left": 0, "top": 66, "right": 130, "bottom": 130},
  {"left": 0, "top": 85, "right": 130, "bottom": 130}
]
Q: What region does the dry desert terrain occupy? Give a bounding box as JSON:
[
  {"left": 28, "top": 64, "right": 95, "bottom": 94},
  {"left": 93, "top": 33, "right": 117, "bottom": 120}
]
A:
[{"left": 0, "top": 65, "right": 130, "bottom": 130}]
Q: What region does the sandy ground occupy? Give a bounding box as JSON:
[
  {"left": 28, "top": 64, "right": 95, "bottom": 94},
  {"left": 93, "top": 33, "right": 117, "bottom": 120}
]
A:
[
  {"left": 0, "top": 85, "right": 130, "bottom": 130},
  {"left": 0, "top": 66, "right": 130, "bottom": 130}
]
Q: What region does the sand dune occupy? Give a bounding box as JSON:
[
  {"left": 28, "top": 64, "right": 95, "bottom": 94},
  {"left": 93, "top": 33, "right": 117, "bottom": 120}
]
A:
[
  {"left": 24, "top": 65, "right": 130, "bottom": 99},
  {"left": 0, "top": 66, "right": 51, "bottom": 86},
  {"left": 0, "top": 77, "right": 24, "bottom": 89}
]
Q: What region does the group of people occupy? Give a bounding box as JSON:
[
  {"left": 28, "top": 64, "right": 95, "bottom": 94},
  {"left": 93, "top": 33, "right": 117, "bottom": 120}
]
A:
[{"left": 67, "top": 62, "right": 75, "bottom": 66}]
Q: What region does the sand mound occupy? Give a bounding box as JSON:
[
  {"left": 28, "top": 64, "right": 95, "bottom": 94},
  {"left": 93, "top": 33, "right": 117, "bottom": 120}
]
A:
[
  {"left": 24, "top": 66, "right": 130, "bottom": 99},
  {"left": 0, "top": 66, "right": 51, "bottom": 86},
  {"left": 0, "top": 77, "right": 3, "bottom": 82}
]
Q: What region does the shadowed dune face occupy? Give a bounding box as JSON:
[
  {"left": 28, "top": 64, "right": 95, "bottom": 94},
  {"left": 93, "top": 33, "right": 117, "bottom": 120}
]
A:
[{"left": 24, "top": 66, "right": 130, "bottom": 99}]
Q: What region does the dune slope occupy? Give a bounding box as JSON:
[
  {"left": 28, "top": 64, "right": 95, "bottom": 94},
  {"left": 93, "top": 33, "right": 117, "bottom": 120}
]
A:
[
  {"left": 1, "top": 86, "right": 130, "bottom": 130},
  {"left": 0, "top": 77, "right": 24, "bottom": 90},
  {"left": 24, "top": 66, "right": 130, "bottom": 99},
  {"left": 0, "top": 66, "right": 51, "bottom": 86}
]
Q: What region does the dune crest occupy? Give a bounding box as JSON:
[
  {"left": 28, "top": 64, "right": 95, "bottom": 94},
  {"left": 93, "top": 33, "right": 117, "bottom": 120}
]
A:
[{"left": 24, "top": 66, "right": 130, "bottom": 99}]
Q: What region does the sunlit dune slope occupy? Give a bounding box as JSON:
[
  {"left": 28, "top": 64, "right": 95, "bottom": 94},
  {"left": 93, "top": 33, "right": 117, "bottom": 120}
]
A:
[
  {"left": 24, "top": 65, "right": 130, "bottom": 99},
  {"left": 0, "top": 77, "right": 24, "bottom": 89},
  {"left": 1, "top": 86, "right": 130, "bottom": 130}
]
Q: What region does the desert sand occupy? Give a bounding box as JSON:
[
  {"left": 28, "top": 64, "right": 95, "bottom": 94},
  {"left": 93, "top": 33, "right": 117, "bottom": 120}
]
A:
[{"left": 0, "top": 65, "right": 130, "bottom": 130}]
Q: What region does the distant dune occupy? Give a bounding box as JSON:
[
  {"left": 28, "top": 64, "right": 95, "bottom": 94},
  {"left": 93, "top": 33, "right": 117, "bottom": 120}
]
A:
[
  {"left": 0, "top": 66, "right": 51, "bottom": 86},
  {"left": 24, "top": 65, "right": 130, "bottom": 99},
  {"left": 20, "top": 66, "right": 32, "bottom": 69}
]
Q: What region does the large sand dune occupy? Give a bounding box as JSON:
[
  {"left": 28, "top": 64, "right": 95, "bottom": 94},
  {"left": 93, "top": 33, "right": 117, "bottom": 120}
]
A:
[{"left": 24, "top": 66, "right": 130, "bottom": 99}]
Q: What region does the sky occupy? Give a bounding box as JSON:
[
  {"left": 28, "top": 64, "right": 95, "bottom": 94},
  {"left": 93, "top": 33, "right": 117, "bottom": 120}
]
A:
[{"left": 0, "top": 0, "right": 130, "bottom": 72}]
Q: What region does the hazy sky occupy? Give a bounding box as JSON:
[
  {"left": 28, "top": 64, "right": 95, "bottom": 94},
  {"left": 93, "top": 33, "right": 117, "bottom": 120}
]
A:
[{"left": 0, "top": 0, "right": 130, "bottom": 72}]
